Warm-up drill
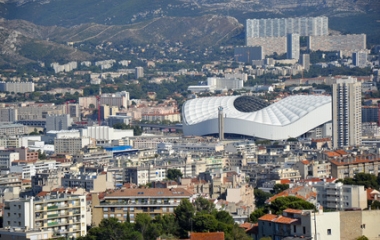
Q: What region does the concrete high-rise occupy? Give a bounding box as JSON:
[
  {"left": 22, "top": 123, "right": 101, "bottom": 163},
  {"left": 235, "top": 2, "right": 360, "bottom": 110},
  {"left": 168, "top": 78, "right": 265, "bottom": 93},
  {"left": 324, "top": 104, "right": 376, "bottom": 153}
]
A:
[
  {"left": 287, "top": 33, "right": 300, "bottom": 60},
  {"left": 234, "top": 46, "right": 264, "bottom": 63},
  {"left": 352, "top": 51, "right": 367, "bottom": 68},
  {"left": 135, "top": 67, "right": 144, "bottom": 79},
  {"left": 45, "top": 114, "right": 73, "bottom": 132},
  {"left": 299, "top": 54, "right": 310, "bottom": 71},
  {"left": 246, "top": 16, "right": 328, "bottom": 38},
  {"left": 332, "top": 77, "right": 362, "bottom": 148}
]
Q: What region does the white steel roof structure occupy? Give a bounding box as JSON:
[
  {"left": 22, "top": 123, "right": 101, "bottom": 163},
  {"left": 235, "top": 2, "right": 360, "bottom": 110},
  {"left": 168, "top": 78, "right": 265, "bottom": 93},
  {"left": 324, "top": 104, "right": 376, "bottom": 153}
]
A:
[{"left": 182, "top": 95, "right": 332, "bottom": 140}]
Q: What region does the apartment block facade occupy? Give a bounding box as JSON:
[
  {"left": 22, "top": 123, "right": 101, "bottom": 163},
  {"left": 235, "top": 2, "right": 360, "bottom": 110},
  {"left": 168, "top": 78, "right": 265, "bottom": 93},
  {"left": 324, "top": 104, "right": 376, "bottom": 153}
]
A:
[
  {"left": 92, "top": 188, "right": 192, "bottom": 225},
  {"left": 3, "top": 194, "right": 87, "bottom": 239}
]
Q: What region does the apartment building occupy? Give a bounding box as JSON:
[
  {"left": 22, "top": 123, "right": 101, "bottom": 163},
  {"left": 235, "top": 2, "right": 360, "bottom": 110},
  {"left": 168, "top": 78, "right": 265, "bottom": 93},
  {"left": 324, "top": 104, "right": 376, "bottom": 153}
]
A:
[
  {"left": 0, "top": 123, "right": 28, "bottom": 136},
  {"left": 246, "top": 16, "right": 328, "bottom": 38},
  {"left": 62, "top": 172, "right": 114, "bottom": 192},
  {"left": 54, "top": 137, "right": 93, "bottom": 155},
  {"left": 293, "top": 159, "right": 331, "bottom": 179},
  {"left": 0, "top": 108, "right": 18, "bottom": 122},
  {"left": 308, "top": 34, "right": 366, "bottom": 55},
  {"left": 3, "top": 194, "right": 87, "bottom": 239},
  {"left": 0, "top": 82, "right": 34, "bottom": 93},
  {"left": 0, "top": 150, "right": 19, "bottom": 169},
  {"left": 91, "top": 188, "right": 192, "bottom": 225},
  {"left": 312, "top": 181, "right": 367, "bottom": 210},
  {"left": 329, "top": 156, "right": 380, "bottom": 179},
  {"left": 332, "top": 77, "right": 362, "bottom": 148}
]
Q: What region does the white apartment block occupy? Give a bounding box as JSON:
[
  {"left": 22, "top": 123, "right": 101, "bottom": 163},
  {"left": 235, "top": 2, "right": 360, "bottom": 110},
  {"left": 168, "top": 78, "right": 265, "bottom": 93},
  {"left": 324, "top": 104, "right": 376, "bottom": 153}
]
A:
[
  {"left": 80, "top": 126, "right": 133, "bottom": 145},
  {"left": 10, "top": 160, "right": 59, "bottom": 179},
  {"left": 207, "top": 77, "right": 244, "bottom": 91},
  {"left": 246, "top": 16, "right": 328, "bottom": 38},
  {"left": 0, "top": 151, "right": 19, "bottom": 169},
  {"left": 0, "top": 82, "right": 34, "bottom": 93},
  {"left": 332, "top": 76, "right": 362, "bottom": 148},
  {"left": 3, "top": 194, "right": 87, "bottom": 239},
  {"left": 51, "top": 61, "right": 78, "bottom": 73},
  {"left": 308, "top": 34, "right": 366, "bottom": 55},
  {"left": 312, "top": 181, "right": 367, "bottom": 210},
  {"left": 62, "top": 172, "right": 114, "bottom": 192}
]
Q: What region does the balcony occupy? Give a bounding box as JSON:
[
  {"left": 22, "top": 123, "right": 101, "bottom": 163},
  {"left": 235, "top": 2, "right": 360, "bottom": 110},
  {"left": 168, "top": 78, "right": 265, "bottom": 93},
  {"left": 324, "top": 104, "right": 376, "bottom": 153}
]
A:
[
  {"left": 48, "top": 222, "right": 59, "bottom": 226},
  {"left": 47, "top": 214, "right": 59, "bottom": 218}
]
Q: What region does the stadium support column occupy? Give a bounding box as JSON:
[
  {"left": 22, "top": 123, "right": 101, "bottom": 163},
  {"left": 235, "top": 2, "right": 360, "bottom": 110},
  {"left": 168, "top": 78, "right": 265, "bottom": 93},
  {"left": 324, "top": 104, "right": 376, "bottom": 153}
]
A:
[{"left": 218, "top": 106, "right": 224, "bottom": 141}]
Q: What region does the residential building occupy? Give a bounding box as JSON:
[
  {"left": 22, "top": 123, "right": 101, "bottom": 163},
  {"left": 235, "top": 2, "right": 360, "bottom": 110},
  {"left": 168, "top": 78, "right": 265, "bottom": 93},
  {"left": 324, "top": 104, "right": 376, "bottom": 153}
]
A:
[
  {"left": 62, "top": 172, "right": 114, "bottom": 192},
  {"left": 287, "top": 33, "right": 300, "bottom": 60},
  {"left": 0, "top": 82, "right": 34, "bottom": 93},
  {"left": 135, "top": 67, "right": 144, "bottom": 79},
  {"left": 100, "top": 91, "right": 130, "bottom": 108},
  {"left": 332, "top": 77, "right": 362, "bottom": 148},
  {"left": 91, "top": 188, "right": 192, "bottom": 225},
  {"left": 107, "top": 115, "right": 131, "bottom": 127},
  {"left": 207, "top": 77, "right": 244, "bottom": 91},
  {"left": 246, "top": 16, "right": 328, "bottom": 38},
  {"left": 352, "top": 51, "right": 367, "bottom": 68},
  {"left": 226, "top": 184, "right": 255, "bottom": 209},
  {"left": 234, "top": 46, "right": 265, "bottom": 63},
  {"left": 0, "top": 108, "right": 18, "bottom": 122},
  {"left": 80, "top": 126, "right": 133, "bottom": 145},
  {"left": 312, "top": 181, "right": 367, "bottom": 210},
  {"left": 54, "top": 137, "right": 93, "bottom": 155},
  {"left": 299, "top": 54, "right": 310, "bottom": 71},
  {"left": 329, "top": 155, "right": 380, "bottom": 179},
  {"left": 246, "top": 37, "right": 287, "bottom": 55},
  {"left": 293, "top": 159, "right": 331, "bottom": 179},
  {"left": 257, "top": 208, "right": 340, "bottom": 240},
  {"left": 340, "top": 210, "right": 380, "bottom": 240},
  {"left": 45, "top": 114, "right": 73, "bottom": 132},
  {"left": 0, "top": 123, "right": 28, "bottom": 136},
  {"left": 0, "top": 150, "right": 19, "bottom": 169},
  {"left": 307, "top": 34, "right": 366, "bottom": 55},
  {"left": 0, "top": 228, "right": 53, "bottom": 240},
  {"left": 3, "top": 194, "right": 87, "bottom": 239}
]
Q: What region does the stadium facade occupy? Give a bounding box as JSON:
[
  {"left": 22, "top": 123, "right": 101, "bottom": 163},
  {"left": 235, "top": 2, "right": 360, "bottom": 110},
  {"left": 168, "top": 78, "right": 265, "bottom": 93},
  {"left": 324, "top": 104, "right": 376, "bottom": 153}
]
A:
[{"left": 182, "top": 95, "right": 332, "bottom": 140}]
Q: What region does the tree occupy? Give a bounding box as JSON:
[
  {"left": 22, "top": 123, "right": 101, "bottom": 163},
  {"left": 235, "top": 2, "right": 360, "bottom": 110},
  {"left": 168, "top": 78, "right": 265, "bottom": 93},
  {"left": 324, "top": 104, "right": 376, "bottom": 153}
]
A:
[
  {"left": 356, "top": 236, "right": 369, "bottom": 240},
  {"left": 166, "top": 169, "right": 183, "bottom": 181},
  {"left": 249, "top": 208, "right": 267, "bottom": 223},
  {"left": 194, "top": 196, "right": 214, "bottom": 214},
  {"left": 174, "top": 199, "right": 195, "bottom": 238},
  {"left": 78, "top": 218, "right": 142, "bottom": 240},
  {"left": 193, "top": 213, "right": 218, "bottom": 232},
  {"left": 269, "top": 196, "right": 316, "bottom": 215},
  {"left": 338, "top": 173, "right": 379, "bottom": 189},
  {"left": 271, "top": 184, "right": 290, "bottom": 194},
  {"left": 214, "top": 210, "right": 234, "bottom": 225},
  {"left": 134, "top": 213, "right": 152, "bottom": 240},
  {"left": 254, "top": 189, "right": 273, "bottom": 208}
]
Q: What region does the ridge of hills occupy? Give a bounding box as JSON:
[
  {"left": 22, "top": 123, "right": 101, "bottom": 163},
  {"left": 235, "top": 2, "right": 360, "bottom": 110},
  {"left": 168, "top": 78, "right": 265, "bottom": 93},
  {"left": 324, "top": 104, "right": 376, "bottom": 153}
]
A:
[
  {"left": 0, "top": 0, "right": 379, "bottom": 67},
  {"left": 0, "top": 15, "right": 242, "bottom": 66}
]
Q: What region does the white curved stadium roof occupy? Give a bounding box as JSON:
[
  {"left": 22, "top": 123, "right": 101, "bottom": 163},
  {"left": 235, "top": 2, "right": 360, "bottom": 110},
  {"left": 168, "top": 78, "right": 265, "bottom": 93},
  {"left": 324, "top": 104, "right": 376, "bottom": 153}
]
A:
[{"left": 182, "top": 95, "right": 332, "bottom": 140}]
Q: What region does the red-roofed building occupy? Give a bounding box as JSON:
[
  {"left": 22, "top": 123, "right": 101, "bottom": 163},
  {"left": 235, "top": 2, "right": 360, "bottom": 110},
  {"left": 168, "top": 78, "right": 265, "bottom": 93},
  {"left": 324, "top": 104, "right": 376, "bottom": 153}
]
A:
[
  {"left": 265, "top": 185, "right": 317, "bottom": 205},
  {"left": 190, "top": 232, "right": 225, "bottom": 240}
]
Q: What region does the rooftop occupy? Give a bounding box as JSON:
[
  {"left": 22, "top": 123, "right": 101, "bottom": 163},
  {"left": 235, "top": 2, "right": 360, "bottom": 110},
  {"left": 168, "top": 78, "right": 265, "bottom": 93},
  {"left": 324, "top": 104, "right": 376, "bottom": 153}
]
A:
[{"left": 104, "top": 188, "right": 192, "bottom": 198}]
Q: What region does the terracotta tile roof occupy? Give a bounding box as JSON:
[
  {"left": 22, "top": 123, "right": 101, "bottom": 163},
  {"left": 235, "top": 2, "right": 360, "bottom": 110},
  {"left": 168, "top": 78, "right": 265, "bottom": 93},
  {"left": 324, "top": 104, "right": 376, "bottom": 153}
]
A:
[
  {"left": 280, "top": 179, "right": 291, "bottom": 184},
  {"left": 190, "top": 232, "right": 225, "bottom": 240},
  {"left": 259, "top": 214, "right": 298, "bottom": 225},
  {"left": 300, "top": 160, "right": 310, "bottom": 165},
  {"left": 258, "top": 214, "right": 278, "bottom": 221},
  {"left": 335, "top": 150, "right": 348, "bottom": 155},
  {"left": 311, "top": 138, "right": 331, "bottom": 142},
  {"left": 283, "top": 208, "right": 303, "bottom": 214},
  {"left": 266, "top": 186, "right": 317, "bottom": 204},
  {"left": 330, "top": 157, "right": 380, "bottom": 166},
  {"left": 367, "top": 188, "right": 380, "bottom": 201},
  {"left": 240, "top": 222, "right": 254, "bottom": 230},
  {"left": 324, "top": 151, "right": 341, "bottom": 158},
  {"left": 105, "top": 188, "right": 192, "bottom": 198}
]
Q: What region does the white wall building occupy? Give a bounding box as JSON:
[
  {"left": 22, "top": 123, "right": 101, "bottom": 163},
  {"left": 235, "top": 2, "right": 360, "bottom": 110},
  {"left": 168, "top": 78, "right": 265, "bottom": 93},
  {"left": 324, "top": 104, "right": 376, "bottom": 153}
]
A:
[
  {"left": 207, "top": 77, "right": 244, "bottom": 91},
  {"left": 100, "top": 91, "right": 130, "bottom": 108},
  {"left": 0, "top": 151, "right": 19, "bottom": 169},
  {"left": 80, "top": 126, "right": 133, "bottom": 145},
  {"left": 0, "top": 82, "right": 34, "bottom": 93},
  {"left": 3, "top": 194, "right": 87, "bottom": 239}
]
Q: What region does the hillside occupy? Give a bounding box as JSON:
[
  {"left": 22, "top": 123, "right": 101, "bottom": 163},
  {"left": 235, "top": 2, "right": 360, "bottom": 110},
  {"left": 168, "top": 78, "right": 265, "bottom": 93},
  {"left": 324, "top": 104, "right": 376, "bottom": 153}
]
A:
[{"left": 1, "top": 0, "right": 379, "bottom": 27}]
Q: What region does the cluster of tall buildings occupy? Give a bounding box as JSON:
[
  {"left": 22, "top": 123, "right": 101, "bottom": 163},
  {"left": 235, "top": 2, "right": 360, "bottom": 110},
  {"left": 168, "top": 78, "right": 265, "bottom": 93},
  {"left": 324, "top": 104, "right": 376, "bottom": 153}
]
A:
[{"left": 245, "top": 16, "right": 366, "bottom": 60}]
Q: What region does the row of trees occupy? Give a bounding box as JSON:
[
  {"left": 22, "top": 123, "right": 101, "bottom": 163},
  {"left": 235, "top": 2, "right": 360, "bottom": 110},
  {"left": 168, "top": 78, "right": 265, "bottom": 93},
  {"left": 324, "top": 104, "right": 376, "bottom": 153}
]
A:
[{"left": 79, "top": 197, "right": 251, "bottom": 240}]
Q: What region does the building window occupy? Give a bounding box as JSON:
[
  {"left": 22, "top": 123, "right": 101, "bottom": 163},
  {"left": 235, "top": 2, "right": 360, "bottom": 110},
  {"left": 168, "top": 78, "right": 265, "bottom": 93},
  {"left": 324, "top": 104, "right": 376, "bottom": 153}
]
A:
[
  {"left": 327, "top": 229, "right": 332, "bottom": 235},
  {"left": 303, "top": 226, "right": 306, "bottom": 234},
  {"left": 294, "top": 225, "right": 296, "bottom": 233}
]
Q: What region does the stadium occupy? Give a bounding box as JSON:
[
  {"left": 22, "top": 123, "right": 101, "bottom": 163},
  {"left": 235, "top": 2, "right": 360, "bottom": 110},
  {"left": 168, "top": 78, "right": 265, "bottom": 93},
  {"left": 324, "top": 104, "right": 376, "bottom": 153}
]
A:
[{"left": 182, "top": 95, "right": 332, "bottom": 140}]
